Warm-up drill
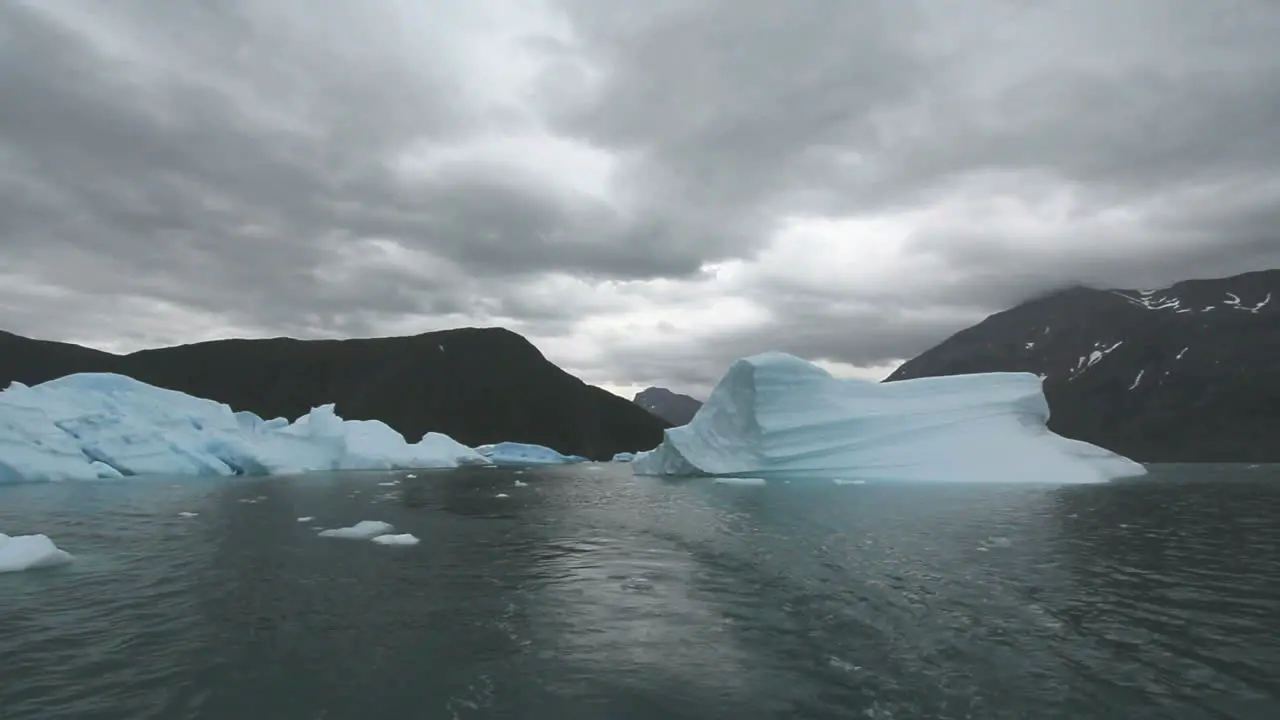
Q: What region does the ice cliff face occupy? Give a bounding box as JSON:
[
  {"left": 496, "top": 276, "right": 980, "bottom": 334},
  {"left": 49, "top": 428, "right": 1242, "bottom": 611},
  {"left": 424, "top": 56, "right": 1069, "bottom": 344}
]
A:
[
  {"left": 0, "top": 373, "right": 490, "bottom": 483},
  {"left": 632, "top": 352, "right": 1146, "bottom": 484}
]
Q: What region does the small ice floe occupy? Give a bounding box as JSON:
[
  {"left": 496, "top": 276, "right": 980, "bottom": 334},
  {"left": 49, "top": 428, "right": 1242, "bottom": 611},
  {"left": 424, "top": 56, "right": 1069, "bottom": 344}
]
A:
[
  {"left": 495, "top": 493, "right": 510, "bottom": 498},
  {"left": 585, "top": 465, "right": 603, "bottom": 471},
  {"left": 378, "top": 481, "right": 398, "bottom": 486},
  {"left": 513, "top": 480, "right": 528, "bottom": 487},
  {"left": 317, "top": 520, "right": 394, "bottom": 539},
  {"left": 371, "top": 533, "right": 419, "bottom": 546},
  {"left": 713, "top": 477, "right": 766, "bottom": 486},
  {"left": 513, "top": 470, "right": 525, "bottom": 475},
  {"left": 405, "top": 474, "right": 417, "bottom": 479},
  {"left": 296, "top": 516, "right": 315, "bottom": 523},
  {"left": 0, "top": 533, "right": 74, "bottom": 573},
  {"left": 832, "top": 479, "right": 866, "bottom": 485},
  {"left": 980, "top": 536, "right": 1013, "bottom": 549},
  {"left": 177, "top": 511, "right": 199, "bottom": 518}
]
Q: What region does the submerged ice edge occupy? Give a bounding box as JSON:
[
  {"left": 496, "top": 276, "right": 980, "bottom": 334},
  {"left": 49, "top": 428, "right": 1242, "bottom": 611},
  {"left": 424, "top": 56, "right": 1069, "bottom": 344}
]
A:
[
  {"left": 0, "top": 373, "right": 604, "bottom": 485},
  {"left": 632, "top": 352, "right": 1146, "bottom": 485}
]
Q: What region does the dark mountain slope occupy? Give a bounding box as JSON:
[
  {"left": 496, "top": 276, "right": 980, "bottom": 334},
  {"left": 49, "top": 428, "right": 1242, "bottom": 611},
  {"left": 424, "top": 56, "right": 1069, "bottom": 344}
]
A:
[
  {"left": 634, "top": 386, "right": 703, "bottom": 425},
  {"left": 0, "top": 330, "right": 121, "bottom": 384},
  {"left": 886, "top": 270, "right": 1280, "bottom": 462},
  {"left": 0, "top": 327, "right": 669, "bottom": 460}
]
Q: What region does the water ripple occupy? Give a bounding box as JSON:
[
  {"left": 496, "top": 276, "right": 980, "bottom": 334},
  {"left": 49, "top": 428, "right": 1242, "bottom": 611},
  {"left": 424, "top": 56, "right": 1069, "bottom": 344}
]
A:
[{"left": 0, "top": 466, "right": 1277, "bottom": 719}]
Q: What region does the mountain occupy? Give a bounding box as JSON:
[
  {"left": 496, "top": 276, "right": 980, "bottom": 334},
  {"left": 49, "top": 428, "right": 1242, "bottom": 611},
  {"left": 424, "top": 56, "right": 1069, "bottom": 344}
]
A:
[
  {"left": 0, "top": 327, "right": 669, "bottom": 460},
  {"left": 886, "top": 269, "right": 1280, "bottom": 462},
  {"left": 634, "top": 386, "right": 703, "bottom": 425}
]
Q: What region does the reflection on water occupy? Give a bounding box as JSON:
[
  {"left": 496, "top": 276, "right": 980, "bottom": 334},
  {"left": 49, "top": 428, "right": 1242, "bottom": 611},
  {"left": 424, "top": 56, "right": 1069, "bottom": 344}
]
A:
[{"left": 0, "top": 464, "right": 1277, "bottom": 719}]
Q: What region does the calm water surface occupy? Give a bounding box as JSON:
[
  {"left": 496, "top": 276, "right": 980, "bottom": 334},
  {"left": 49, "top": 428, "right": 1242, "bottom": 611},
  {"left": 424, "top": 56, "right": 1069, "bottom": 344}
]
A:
[{"left": 1, "top": 464, "right": 1277, "bottom": 719}]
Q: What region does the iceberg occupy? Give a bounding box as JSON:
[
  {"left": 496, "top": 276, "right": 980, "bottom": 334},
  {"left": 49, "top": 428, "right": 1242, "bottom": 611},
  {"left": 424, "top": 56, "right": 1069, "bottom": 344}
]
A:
[
  {"left": 371, "top": 533, "right": 420, "bottom": 546},
  {"left": 475, "top": 441, "right": 583, "bottom": 467},
  {"left": 611, "top": 452, "right": 636, "bottom": 462},
  {"left": 0, "top": 373, "right": 490, "bottom": 484},
  {"left": 0, "top": 532, "right": 74, "bottom": 573},
  {"left": 317, "top": 520, "right": 395, "bottom": 539},
  {"left": 631, "top": 352, "right": 1146, "bottom": 484}
]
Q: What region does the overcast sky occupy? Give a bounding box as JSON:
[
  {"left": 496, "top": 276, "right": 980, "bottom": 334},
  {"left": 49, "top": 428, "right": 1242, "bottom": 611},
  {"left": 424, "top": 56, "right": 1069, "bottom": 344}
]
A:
[{"left": 2, "top": 0, "right": 1278, "bottom": 398}]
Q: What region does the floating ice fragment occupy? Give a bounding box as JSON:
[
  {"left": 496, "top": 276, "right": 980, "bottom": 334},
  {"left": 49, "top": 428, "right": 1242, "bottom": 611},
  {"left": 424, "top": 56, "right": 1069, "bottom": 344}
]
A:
[
  {"left": 513, "top": 480, "right": 528, "bottom": 487},
  {"left": 0, "top": 533, "right": 74, "bottom": 573},
  {"left": 832, "top": 479, "right": 866, "bottom": 485},
  {"left": 495, "top": 493, "right": 510, "bottom": 498},
  {"left": 476, "top": 441, "right": 583, "bottom": 467},
  {"left": 713, "top": 477, "right": 767, "bottom": 486},
  {"left": 297, "top": 516, "right": 315, "bottom": 523},
  {"left": 318, "top": 520, "right": 395, "bottom": 539},
  {"left": 177, "top": 511, "right": 199, "bottom": 518},
  {"left": 371, "top": 533, "right": 419, "bottom": 546}
]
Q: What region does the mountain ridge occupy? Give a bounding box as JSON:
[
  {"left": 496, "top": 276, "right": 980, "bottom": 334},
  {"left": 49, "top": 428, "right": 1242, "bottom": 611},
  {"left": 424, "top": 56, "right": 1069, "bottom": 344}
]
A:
[
  {"left": 0, "top": 326, "right": 670, "bottom": 460},
  {"left": 886, "top": 269, "right": 1280, "bottom": 462},
  {"left": 633, "top": 386, "right": 703, "bottom": 426}
]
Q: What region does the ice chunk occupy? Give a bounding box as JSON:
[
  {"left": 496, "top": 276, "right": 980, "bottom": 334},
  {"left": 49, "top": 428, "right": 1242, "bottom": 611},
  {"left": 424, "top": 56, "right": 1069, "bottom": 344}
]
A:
[
  {"left": 371, "top": 533, "right": 420, "bottom": 546},
  {"left": 632, "top": 352, "right": 1146, "bottom": 484},
  {"left": 0, "top": 372, "right": 491, "bottom": 483},
  {"left": 318, "top": 520, "right": 395, "bottom": 539},
  {"left": 611, "top": 452, "right": 636, "bottom": 462},
  {"left": 713, "top": 477, "right": 766, "bottom": 486},
  {"left": 0, "top": 532, "right": 74, "bottom": 573},
  {"left": 177, "top": 511, "right": 199, "bottom": 518},
  {"left": 477, "top": 441, "right": 582, "bottom": 467},
  {"left": 297, "top": 516, "right": 315, "bottom": 522}
]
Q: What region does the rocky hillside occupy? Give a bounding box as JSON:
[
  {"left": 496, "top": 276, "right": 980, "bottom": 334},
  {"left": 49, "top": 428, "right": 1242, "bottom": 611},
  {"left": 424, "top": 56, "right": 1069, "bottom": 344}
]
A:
[
  {"left": 886, "top": 270, "right": 1279, "bottom": 462},
  {"left": 634, "top": 386, "right": 703, "bottom": 425},
  {"left": 0, "top": 327, "right": 670, "bottom": 460}
]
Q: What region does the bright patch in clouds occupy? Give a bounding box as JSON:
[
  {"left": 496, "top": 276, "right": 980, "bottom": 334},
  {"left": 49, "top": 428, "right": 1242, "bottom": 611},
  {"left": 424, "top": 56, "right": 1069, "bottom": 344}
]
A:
[{"left": 2, "top": 0, "right": 1278, "bottom": 397}]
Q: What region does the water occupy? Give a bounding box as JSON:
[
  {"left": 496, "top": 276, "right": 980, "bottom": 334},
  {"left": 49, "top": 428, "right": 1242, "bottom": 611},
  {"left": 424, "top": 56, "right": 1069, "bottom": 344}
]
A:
[{"left": 2, "top": 465, "right": 1278, "bottom": 719}]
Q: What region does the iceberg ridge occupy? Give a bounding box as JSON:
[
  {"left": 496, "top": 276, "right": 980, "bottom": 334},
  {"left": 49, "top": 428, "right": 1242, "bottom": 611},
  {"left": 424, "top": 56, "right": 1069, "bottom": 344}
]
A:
[
  {"left": 631, "top": 352, "right": 1146, "bottom": 484},
  {"left": 0, "top": 373, "right": 491, "bottom": 484}
]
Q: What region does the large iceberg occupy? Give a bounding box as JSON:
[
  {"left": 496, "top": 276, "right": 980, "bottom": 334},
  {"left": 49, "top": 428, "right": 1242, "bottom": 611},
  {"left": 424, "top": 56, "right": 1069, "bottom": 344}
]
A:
[
  {"left": 0, "top": 373, "right": 490, "bottom": 483},
  {"left": 631, "top": 352, "right": 1146, "bottom": 484}
]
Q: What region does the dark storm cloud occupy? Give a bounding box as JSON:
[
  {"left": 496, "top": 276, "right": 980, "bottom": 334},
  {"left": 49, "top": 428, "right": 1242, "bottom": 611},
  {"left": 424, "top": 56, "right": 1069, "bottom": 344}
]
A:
[
  {"left": 2, "top": 0, "right": 1279, "bottom": 390},
  {"left": 0, "top": 0, "right": 723, "bottom": 345}
]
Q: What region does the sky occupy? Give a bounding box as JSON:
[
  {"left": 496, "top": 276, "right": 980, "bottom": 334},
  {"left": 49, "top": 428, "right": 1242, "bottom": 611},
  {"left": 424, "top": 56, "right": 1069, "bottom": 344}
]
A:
[{"left": 2, "top": 0, "right": 1278, "bottom": 399}]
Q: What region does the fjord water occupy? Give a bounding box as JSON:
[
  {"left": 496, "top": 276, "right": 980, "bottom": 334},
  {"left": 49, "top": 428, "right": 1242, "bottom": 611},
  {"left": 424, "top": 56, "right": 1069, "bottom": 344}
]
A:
[{"left": 1, "top": 466, "right": 1277, "bottom": 719}]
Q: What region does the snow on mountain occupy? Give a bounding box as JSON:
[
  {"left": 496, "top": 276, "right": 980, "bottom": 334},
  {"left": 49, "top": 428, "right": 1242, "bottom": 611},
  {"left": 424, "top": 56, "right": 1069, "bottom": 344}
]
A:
[
  {"left": 633, "top": 387, "right": 703, "bottom": 425},
  {"left": 887, "top": 269, "right": 1280, "bottom": 462},
  {"left": 633, "top": 352, "right": 1144, "bottom": 484}
]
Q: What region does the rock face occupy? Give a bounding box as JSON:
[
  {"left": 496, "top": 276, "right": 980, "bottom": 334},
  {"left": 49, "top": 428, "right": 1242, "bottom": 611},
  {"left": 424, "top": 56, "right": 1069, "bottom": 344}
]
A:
[
  {"left": 634, "top": 387, "right": 703, "bottom": 425},
  {"left": 0, "top": 327, "right": 669, "bottom": 461},
  {"left": 886, "top": 270, "right": 1280, "bottom": 462}
]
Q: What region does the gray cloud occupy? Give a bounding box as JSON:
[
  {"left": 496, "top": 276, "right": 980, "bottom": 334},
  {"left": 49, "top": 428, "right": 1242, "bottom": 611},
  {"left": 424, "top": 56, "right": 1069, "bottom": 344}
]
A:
[{"left": 1, "top": 0, "right": 1278, "bottom": 393}]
